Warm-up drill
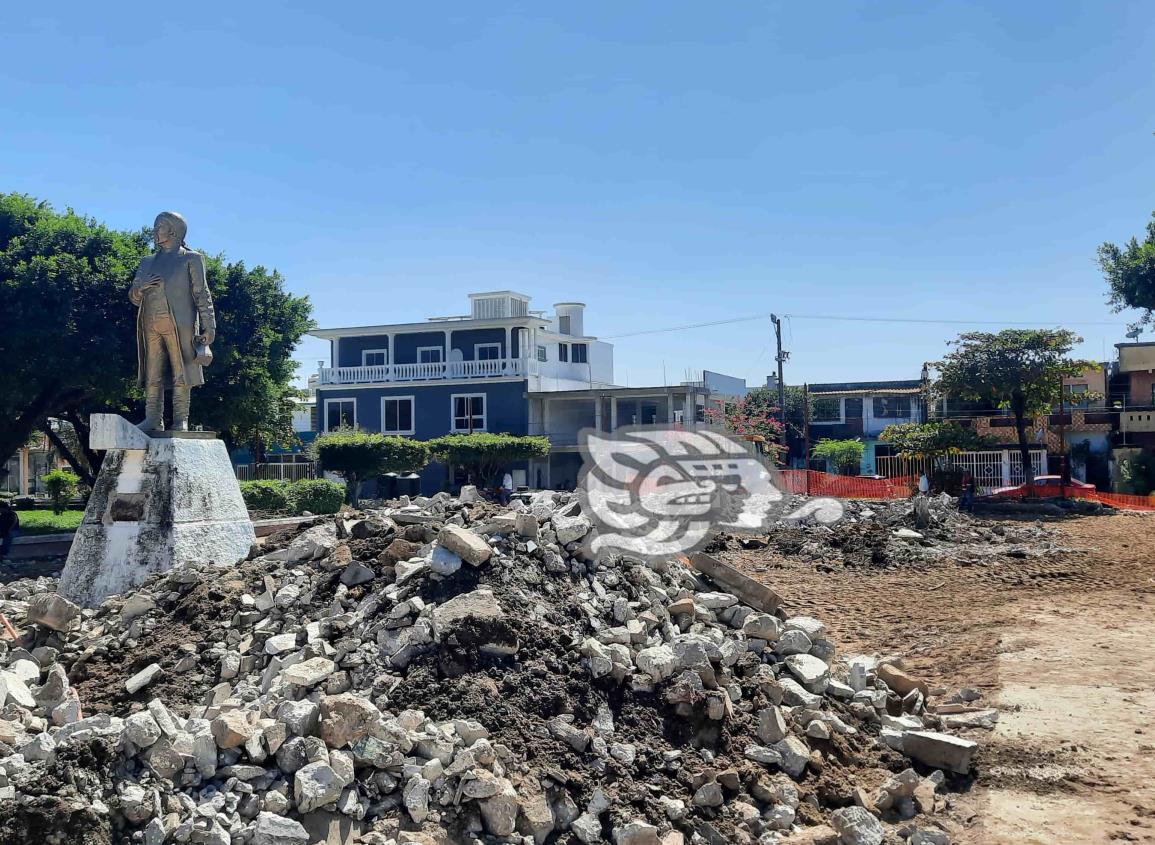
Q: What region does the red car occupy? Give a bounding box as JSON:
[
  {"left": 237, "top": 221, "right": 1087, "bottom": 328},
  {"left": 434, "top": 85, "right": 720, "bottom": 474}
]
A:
[{"left": 991, "top": 475, "right": 1096, "bottom": 497}]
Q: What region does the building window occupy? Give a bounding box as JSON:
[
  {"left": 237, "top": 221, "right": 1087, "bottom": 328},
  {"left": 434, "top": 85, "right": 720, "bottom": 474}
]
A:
[
  {"left": 559, "top": 315, "right": 571, "bottom": 335},
  {"left": 381, "top": 397, "right": 415, "bottom": 435},
  {"left": 452, "top": 394, "right": 486, "bottom": 432},
  {"left": 872, "top": 396, "right": 911, "bottom": 419},
  {"left": 475, "top": 343, "right": 501, "bottom": 361},
  {"left": 325, "top": 399, "right": 356, "bottom": 431},
  {"left": 536, "top": 345, "right": 547, "bottom": 363},
  {"left": 417, "top": 346, "right": 444, "bottom": 364},
  {"left": 812, "top": 397, "right": 841, "bottom": 423},
  {"left": 1067, "top": 383, "right": 1088, "bottom": 408},
  {"left": 362, "top": 349, "right": 388, "bottom": 367},
  {"left": 572, "top": 343, "right": 588, "bottom": 364},
  {"left": 558, "top": 343, "right": 569, "bottom": 362}
]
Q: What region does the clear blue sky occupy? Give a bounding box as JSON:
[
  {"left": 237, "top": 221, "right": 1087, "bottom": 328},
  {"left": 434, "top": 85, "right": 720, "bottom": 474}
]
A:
[{"left": 3, "top": 2, "right": 1153, "bottom": 388}]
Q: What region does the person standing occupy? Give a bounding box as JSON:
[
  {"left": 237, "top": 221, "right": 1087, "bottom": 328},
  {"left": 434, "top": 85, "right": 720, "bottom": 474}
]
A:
[
  {"left": 499, "top": 470, "right": 514, "bottom": 506},
  {"left": 0, "top": 500, "right": 20, "bottom": 562}
]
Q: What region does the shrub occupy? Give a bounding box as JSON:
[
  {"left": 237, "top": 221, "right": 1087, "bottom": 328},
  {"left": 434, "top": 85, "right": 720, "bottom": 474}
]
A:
[
  {"left": 427, "top": 432, "right": 550, "bottom": 487},
  {"left": 287, "top": 479, "right": 344, "bottom": 515},
  {"left": 311, "top": 427, "right": 431, "bottom": 506},
  {"left": 41, "top": 468, "right": 80, "bottom": 515},
  {"left": 240, "top": 480, "right": 290, "bottom": 513},
  {"left": 811, "top": 438, "right": 865, "bottom": 475}
]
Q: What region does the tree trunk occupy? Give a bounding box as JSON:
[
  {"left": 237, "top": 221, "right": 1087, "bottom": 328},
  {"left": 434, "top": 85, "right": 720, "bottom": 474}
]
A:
[
  {"left": 1011, "top": 392, "right": 1036, "bottom": 494},
  {"left": 0, "top": 388, "right": 59, "bottom": 468},
  {"left": 41, "top": 424, "right": 95, "bottom": 488},
  {"left": 63, "top": 412, "right": 104, "bottom": 478}
]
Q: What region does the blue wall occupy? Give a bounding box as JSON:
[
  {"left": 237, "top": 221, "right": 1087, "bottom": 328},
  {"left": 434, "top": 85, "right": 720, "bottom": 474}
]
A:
[
  {"left": 317, "top": 381, "right": 528, "bottom": 438},
  {"left": 316, "top": 380, "right": 530, "bottom": 495},
  {"left": 337, "top": 328, "right": 523, "bottom": 367}
]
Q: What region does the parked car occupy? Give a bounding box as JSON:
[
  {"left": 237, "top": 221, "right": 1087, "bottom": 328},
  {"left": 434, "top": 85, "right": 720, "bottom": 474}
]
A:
[{"left": 991, "top": 475, "right": 1095, "bottom": 497}]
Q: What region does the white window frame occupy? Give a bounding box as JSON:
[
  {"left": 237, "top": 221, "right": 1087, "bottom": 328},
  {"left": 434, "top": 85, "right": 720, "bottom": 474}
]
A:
[
  {"left": 323, "top": 398, "right": 357, "bottom": 431},
  {"left": 536, "top": 345, "right": 548, "bottom": 363},
  {"left": 475, "top": 342, "right": 502, "bottom": 361},
  {"left": 417, "top": 346, "right": 444, "bottom": 364},
  {"left": 558, "top": 343, "right": 569, "bottom": 362},
  {"left": 571, "top": 343, "right": 588, "bottom": 364},
  {"left": 361, "top": 348, "right": 389, "bottom": 367},
  {"left": 380, "top": 395, "right": 415, "bottom": 436},
  {"left": 451, "top": 393, "right": 487, "bottom": 433},
  {"left": 810, "top": 396, "right": 844, "bottom": 425}
]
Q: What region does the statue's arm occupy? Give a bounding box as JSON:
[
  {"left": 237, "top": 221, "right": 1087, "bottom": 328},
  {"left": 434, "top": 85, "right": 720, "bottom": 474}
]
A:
[
  {"left": 190, "top": 253, "right": 217, "bottom": 344},
  {"left": 128, "top": 259, "right": 150, "bottom": 306}
]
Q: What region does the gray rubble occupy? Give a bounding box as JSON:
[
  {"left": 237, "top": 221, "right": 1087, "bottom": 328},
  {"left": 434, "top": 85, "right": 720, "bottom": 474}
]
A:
[{"left": 0, "top": 490, "right": 983, "bottom": 844}]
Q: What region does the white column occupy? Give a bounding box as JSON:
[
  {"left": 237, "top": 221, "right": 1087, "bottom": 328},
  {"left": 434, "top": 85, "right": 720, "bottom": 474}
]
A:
[
  {"left": 1001, "top": 450, "right": 1012, "bottom": 486},
  {"left": 506, "top": 326, "right": 513, "bottom": 363},
  {"left": 443, "top": 329, "right": 451, "bottom": 378},
  {"left": 667, "top": 393, "right": 675, "bottom": 426},
  {"left": 610, "top": 398, "right": 618, "bottom": 431},
  {"left": 19, "top": 448, "right": 29, "bottom": 496},
  {"left": 594, "top": 397, "right": 603, "bottom": 433},
  {"left": 542, "top": 399, "right": 551, "bottom": 440},
  {"left": 387, "top": 333, "right": 395, "bottom": 380}
]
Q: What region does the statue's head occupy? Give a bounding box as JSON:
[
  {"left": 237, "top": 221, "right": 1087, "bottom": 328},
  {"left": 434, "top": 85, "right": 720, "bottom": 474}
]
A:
[{"left": 154, "top": 211, "right": 187, "bottom": 249}]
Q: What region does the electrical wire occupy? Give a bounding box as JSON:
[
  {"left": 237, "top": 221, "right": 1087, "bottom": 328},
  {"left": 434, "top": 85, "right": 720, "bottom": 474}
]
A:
[{"left": 601, "top": 312, "right": 1128, "bottom": 340}]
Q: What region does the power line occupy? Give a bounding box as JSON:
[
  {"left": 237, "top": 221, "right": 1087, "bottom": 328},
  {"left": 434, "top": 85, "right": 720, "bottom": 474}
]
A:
[{"left": 601, "top": 311, "right": 1129, "bottom": 340}]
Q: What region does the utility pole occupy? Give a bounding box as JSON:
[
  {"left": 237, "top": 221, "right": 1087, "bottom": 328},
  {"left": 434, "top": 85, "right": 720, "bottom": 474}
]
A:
[
  {"left": 771, "top": 314, "right": 788, "bottom": 424},
  {"left": 803, "top": 383, "right": 811, "bottom": 495}
]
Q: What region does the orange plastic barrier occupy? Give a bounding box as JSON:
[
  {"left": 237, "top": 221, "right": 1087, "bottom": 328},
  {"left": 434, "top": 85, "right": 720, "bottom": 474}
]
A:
[
  {"left": 776, "top": 470, "right": 909, "bottom": 500},
  {"left": 991, "top": 485, "right": 1155, "bottom": 511}
]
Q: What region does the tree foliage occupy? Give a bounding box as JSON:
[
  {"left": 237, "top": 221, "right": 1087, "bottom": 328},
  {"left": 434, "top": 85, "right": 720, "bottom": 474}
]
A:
[
  {"left": 312, "top": 428, "right": 431, "bottom": 505},
  {"left": 0, "top": 193, "right": 313, "bottom": 470},
  {"left": 1120, "top": 450, "right": 1155, "bottom": 496},
  {"left": 1099, "top": 212, "right": 1155, "bottom": 327},
  {"left": 934, "top": 329, "right": 1091, "bottom": 488},
  {"left": 41, "top": 468, "right": 80, "bottom": 515},
  {"left": 811, "top": 438, "right": 864, "bottom": 474},
  {"left": 879, "top": 421, "right": 994, "bottom": 463},
  {"left": 706, "top": 386, "right": 786, "bottom": 453},
  {"left": 428, "top": 432, "right": 550, "bottom": 486}
]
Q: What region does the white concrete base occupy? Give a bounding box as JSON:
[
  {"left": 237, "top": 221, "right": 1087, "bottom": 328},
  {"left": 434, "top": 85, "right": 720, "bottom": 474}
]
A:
[{"left": 59, "top": 416, "right": 255, "bottom": 607}]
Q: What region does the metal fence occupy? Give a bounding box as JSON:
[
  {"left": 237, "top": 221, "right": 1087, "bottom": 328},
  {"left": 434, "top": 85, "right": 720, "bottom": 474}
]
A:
[
  {"left": 876, "top": 448, "right": 1048, "bottom": 493},
  {"left": 234, "top": 462, "right": 318, "bottom": 482}
]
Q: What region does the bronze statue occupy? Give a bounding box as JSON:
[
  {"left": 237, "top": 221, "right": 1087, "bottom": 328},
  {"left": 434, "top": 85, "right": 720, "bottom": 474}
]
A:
[{"left": 129, "top": 212, "right": 217, "bottom": 432}]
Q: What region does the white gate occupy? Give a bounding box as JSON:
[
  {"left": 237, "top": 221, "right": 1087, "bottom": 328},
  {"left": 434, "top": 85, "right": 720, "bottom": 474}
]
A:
[{"left": 877, "top": 448, "right": 1047, "bottom": 493}]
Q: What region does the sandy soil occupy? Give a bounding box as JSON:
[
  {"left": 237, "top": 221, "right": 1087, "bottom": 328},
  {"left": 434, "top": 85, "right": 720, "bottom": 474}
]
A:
[{"left": 726, "top": 511, "right": 1155, "bottom": 845}]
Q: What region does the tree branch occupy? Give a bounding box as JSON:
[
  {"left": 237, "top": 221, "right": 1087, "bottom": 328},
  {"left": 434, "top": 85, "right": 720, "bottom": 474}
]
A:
[{"left": 41, "top": 423, "right": 95, "bottom": 487}]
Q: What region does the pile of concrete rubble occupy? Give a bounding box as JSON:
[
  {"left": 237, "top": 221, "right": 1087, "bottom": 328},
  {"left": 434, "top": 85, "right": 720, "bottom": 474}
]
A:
[
  {"left": 0, "top": 490, "right": 981, "bottom": 845},
  {"left": 713, "top": 495, "right": 1070, "bottom": 570}
]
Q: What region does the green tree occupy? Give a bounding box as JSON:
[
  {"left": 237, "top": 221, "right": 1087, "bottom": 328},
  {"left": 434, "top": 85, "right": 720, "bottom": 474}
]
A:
[
  {"left": 1120, "top": 450, "right": 1155, "bottom": 496},
  {"left": 0, "top": 194, "right": 312, "bottom": 471},
  {"left": 1098, "top": 212, "right": 1155, "bottom": 327},
  {"left": 312, "top": 428, "right": 431, "bottom": 506},
  {"left": 427, "top": 432, "right": 550, "bottom": 487},
  {"left": 879, "top": 421, "right": 994, "bottom": 465},
  {"left": 934, "top": 330, "right": 1092, "bottom": 490},
  {"left": 811, "top": 438, "right": 865, "bottom": 474},
  {"left": 41, "top": 468, "right": 80, "bottom": 515}
]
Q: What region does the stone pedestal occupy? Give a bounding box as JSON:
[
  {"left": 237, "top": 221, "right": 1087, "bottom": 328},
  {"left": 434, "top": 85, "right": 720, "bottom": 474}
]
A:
[{"left": 59, "top": 415, "right": 255, "bottom": 607}]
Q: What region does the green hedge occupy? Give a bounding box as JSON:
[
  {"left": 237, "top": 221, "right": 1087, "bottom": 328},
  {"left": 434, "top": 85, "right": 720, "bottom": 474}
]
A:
[
  {"left": 287, "top": 479, "right": 344, "bottom": 515},
  {"left": 240, "top": 481, "right": 291, "bottom": 512},
  {"left": 239, "top": 478, "right": 345, "bottom": 515}
]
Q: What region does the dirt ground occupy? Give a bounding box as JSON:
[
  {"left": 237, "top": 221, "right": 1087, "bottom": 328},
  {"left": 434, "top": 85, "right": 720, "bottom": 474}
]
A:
[{"left": 726, "top": 511, "right": 1155, "bottom": 845}]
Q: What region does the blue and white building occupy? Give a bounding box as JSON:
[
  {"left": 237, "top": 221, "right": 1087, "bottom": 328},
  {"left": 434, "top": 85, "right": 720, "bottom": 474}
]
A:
[{"left": 311, "top": 291, "right": 616, "bottom": 492}]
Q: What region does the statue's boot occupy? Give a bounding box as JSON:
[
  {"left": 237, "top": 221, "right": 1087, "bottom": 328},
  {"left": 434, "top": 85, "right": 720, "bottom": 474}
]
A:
[
  {"left": 171, "top": 384, "right": 191, "bottom": 432},
  {"left": 137, "top": 382, "right": 165, "bottom": 432}
]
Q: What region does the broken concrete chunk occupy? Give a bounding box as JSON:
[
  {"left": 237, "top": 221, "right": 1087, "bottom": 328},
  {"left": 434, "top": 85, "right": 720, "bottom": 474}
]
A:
[
  {"left": 25, "top": 593, "right": 82, "bottom": 631},
  {"left": 437, "top": 524, "right": 492, "bottom": 566},
  {"left": 124, "top": 663, "right": 163, "bottom": 694},
  {"left": 902, "top": 730, "right": 977, "bottom": 774}
]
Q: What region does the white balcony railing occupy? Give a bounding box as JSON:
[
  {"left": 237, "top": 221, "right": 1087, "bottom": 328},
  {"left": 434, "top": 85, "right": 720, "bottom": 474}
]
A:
[{"left": 319, "top": 358, "right": 524, "bottom": 385}]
